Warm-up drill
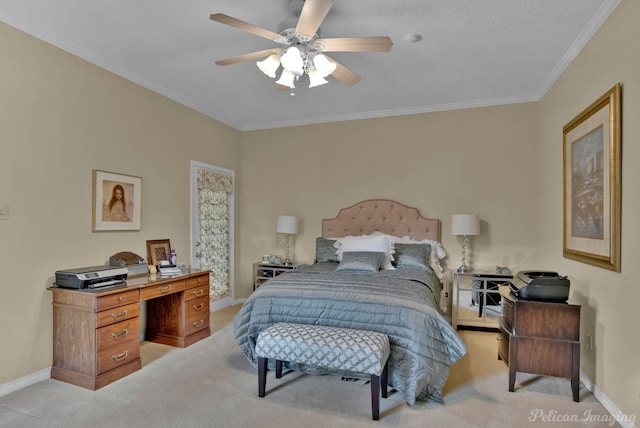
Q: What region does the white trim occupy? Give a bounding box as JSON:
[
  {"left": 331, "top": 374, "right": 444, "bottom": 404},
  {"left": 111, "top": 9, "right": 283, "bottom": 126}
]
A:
[
  {"left": 580, "top": 370, "right": 638, "bottom": 428},
  {"left": 0, "top": 368, "right": 50, "bottom": 397}
]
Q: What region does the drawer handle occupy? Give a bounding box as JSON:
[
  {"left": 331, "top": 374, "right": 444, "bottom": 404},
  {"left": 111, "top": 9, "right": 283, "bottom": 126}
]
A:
[
  {"left": 112, "top": 351, "right": 129, "bottom": 361},
  {"left": 112, "top": 310, "right": 128, "bottom": 319},
  {"left": 193, "top": 289, "right": 204, "bottom": 297},
  {"left": 118, "top": 296, "right": 123, "bottom": 302},
  {"left": 112, "top": 329, "right": 129, "bottom": 338},
  {"left": 159, "top": 286, "right": 171, "bottom": 293},
  {"left": 193, "top": 320, "right": 205, "bottom": 328},
  {"left": 193, "top": 303, "right": 204, "bottom": 311}
]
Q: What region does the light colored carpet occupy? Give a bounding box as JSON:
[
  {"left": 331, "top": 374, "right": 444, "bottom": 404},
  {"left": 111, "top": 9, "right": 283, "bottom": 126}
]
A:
[{"left": 0, "top": 305, "right": 620, "bottom": 428}]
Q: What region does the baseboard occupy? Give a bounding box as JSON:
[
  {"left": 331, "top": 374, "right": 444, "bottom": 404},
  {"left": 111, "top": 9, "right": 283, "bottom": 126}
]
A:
[
  {"left": 0, "top": 368, "right": 50, "bottom": 398},
  {"left": 581, "top": 370, "right": 637, "bottom": 428}
]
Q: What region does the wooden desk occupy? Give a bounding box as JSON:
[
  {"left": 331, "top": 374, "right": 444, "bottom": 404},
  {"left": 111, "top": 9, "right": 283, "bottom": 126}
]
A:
[{"left": 49, "top": 271, "right": 211, "bottom": 390}]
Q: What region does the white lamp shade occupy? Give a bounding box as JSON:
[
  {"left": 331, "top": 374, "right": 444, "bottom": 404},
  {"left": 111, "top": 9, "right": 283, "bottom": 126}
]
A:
[
  {"left": 313, "top": 54, "right": 337, "bottom": 77},
  {"left": 276, "top": 69, "right": 296, "bottom": 88},
  {"left": 280, "top": 47, "right": 304, "bottom": 75},
  {"left": 308, "top": 69, "right": 329, "bottom": 88},
  {"left": 276, "top": 215, "right": 299, "bottom": 235},
  {"left": 451, "top": 214, "right": 480, "bottom": 236},
  {"left": 257, "top": 54, "right": 281, "bottom": 78}
]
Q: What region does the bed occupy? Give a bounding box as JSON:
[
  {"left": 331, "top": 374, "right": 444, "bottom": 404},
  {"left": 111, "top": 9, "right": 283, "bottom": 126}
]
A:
[{"left": 234, "top": 199, "right": 467, "bottom": 405}]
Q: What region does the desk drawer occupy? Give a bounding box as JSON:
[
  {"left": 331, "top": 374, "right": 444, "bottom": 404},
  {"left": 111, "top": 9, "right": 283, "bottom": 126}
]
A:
[
  {"left": 97, "top": 337, "right": 140, "bottom": 375},
  {"left": 184, "top": 284, "right": 209, "bottom": 302},
  {"left": 97, "top": 318, "right": 140, "bottom": 352},
  {"left": 185, "top": 296, "right": 209, "bottom": 336},
  {"left": 186, "top": 274, "right": 209, "bottom": 289},
  {"left": 140, "top": 280, "right": 185, "bottom": 300},
  {"left": 96, "top": 289, "right": 139, "bottom": 312},
  {"left": 96, "top": 302, "right": 140, "bottom": 328}
]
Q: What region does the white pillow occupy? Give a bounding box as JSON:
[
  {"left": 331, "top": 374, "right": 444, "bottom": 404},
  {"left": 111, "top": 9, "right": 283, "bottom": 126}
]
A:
[
  {"left": 371, "top": 231, "right": 447, "bottom": 278},
  {"left": 333, "top": 234, "right": 395, "bottom": 270}
]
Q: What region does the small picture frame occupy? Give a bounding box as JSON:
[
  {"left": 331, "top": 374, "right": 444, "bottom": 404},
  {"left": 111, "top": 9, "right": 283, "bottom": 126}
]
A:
[
  {"left": 92, "top": 170, "right": 142, "bottom": 231},
  {"left": 146, "top": 239, "right": 172, "bottom": 267}
]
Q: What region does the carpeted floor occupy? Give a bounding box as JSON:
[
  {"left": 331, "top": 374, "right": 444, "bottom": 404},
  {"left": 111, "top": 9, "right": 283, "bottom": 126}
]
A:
[{"left": 0, "top": 305, "right": 621, "bottom": 427}]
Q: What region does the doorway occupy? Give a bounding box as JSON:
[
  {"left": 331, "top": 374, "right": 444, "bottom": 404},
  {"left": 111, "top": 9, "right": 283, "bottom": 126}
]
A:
[{"left": 190, "top": 161, "right": 234, "bottom": 312}]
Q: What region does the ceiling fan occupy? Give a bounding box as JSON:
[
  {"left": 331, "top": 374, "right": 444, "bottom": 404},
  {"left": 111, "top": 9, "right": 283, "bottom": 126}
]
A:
[{"left": 210, "top": 0, "right": 393, "bottom": 90}]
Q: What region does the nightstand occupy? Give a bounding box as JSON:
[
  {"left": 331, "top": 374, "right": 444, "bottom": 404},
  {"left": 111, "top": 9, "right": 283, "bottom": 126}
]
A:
[
  {"left": 452, "top": 271, "right": 512, "bottom": 330},
  {"left": 498, "top": 288, "right": 581, "bottom": 401},
  {"left": 253, "top": 262, "right": 303, "bottom": 290}
]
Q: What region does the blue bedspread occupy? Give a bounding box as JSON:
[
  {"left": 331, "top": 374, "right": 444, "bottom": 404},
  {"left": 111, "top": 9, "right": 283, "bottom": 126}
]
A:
[{"left": 234, "top": 263, "right": 467, "bottom": 405}]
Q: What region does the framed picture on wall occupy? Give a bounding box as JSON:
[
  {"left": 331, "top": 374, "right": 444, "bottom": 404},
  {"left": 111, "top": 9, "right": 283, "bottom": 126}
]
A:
[
  {"left": 92, "top": 170, "right": 142, "bottom": 231},
  {"left": 146, "top": 239, "right": 172, "bottom": 267},
  {"left": 562, "top": 83, "right": 621, "bottom": 272}
]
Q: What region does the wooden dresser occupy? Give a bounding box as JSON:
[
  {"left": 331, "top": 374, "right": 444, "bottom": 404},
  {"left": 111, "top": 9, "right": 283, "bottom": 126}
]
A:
[
  {"left": 50, "top": 271, "right": 211, "bottom": 390},
  {"left": 498, "top": 287, "right": 581, "bottom": 401}
]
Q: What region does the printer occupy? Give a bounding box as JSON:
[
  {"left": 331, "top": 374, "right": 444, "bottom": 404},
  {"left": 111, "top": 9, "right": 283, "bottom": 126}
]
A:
[
  {"left": 55, "top": 265, "right": 128, "bottom": 289},
  {"left": 510, "top": 270, "right": 570, "bottom": 301}
]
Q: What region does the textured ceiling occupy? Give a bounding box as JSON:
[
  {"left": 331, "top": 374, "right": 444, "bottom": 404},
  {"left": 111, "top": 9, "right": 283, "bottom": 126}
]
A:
[{"left": 0, "top": 0, "right": 620, "bottom": 131}]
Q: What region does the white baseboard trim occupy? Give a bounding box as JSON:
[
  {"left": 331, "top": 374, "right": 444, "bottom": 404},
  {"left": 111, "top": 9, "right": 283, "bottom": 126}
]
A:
[
  {"left": 0, "top": 368, "right": 50, "bottom": 398},
  {"left": 581, "top": 370, "right": 637, "bottom": 428}
]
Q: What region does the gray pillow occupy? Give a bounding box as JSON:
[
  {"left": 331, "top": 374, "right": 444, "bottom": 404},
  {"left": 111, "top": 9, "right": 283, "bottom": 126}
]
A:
[
  {"left": 394, "top": 243, "right": 431, "bottom": 270},
  {"left": 315, "top": 237, "right": 339, "bottom": 263},
  {"left": 336, "top": 251, "right": 385, "bottom": 272}
]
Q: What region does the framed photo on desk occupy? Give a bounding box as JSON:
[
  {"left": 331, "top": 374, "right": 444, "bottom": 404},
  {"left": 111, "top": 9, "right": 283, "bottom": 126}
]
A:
[{"left": 147, "top": 239, "right": 172, "bottom": 266}]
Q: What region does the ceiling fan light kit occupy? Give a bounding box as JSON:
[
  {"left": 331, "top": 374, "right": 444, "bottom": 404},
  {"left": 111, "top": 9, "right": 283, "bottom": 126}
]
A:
[{"left": 210, "top": 0, "right": 392, "bottom": 91}]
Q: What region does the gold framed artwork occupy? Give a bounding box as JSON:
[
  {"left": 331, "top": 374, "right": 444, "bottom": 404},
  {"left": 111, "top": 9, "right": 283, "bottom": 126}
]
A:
[
  {"left": 146, "top": 239, "right": 172, "bottom": 267},
  {"left": 563, "top": 83, "right": 621, "bottom": 272},
  {"left": 92, "top": 170, "right": 142, "bottom": 231}
]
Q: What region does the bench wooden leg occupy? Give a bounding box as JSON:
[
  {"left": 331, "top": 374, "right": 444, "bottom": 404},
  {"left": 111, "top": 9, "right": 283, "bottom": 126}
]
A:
[
  {"left": 381, "top": 364, "right": 388, "bottom": 399},
  {"left": 275, "top": 359, "right": 283, "bottom": 379},
  {"left": 258, "top": 357, "right": 267, "bottom": 397},
  {"left": 370, "top": 374, "right": 380, "bottom": 421}
]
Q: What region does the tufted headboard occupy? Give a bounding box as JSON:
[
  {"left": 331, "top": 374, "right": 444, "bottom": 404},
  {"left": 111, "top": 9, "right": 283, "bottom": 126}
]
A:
[{"left": 322, "top": 199, "right": 440, "bottom": 242}]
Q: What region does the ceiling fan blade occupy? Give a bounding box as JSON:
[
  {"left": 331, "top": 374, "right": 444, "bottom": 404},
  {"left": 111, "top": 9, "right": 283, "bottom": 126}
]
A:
[
  {"left": 315, "top": 37, "right": 393, "bottom": 52},
  {"left": 215, "top": 48, "right": 282, "bottom": 66},
  {"left": 210, "top": 13, "right": 283, "bottom": 42},
  {"left": 323, "top": 55, "right": 361, "bottom": 86},
  {"left": 295, "top": 0, "right": 333, "bottom": 40}
]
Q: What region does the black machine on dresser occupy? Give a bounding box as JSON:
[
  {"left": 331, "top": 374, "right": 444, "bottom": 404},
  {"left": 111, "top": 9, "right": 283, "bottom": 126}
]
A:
[{"left": 509, "top": 270, "right": 570, "bottom": 301}]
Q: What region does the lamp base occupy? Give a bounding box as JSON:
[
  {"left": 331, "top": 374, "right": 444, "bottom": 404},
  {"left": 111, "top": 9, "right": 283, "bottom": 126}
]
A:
[{"left": 457, "top": 265, "right": 471, "bottom": 274}]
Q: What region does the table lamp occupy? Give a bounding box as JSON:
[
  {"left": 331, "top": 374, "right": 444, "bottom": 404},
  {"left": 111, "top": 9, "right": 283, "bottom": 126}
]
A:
[
  {"left": 451, "top": 214, "right": 480, "bottom": 273},
  {"left": 276, "top": 215, "right": 299, "bottom": 266}
]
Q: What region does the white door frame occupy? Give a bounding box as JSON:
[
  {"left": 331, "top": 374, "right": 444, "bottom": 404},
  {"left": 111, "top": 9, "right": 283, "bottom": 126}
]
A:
[{"left": 190, "top": 160, "right": 235, "bottom": 313}]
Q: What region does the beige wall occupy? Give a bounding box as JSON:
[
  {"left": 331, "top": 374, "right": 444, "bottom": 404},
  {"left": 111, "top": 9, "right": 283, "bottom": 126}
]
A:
[
  {"left": 2, "top": 0, "right": 638, "bottom": 419},
  {"left": 0, "top": 22, "right": 241, "bottom": 384},
  {"left": 537, "top": 0, "right": 640, "bottom": 417},
  {"left": 238, "top": 105, "right": 541, "bottom": 299}
]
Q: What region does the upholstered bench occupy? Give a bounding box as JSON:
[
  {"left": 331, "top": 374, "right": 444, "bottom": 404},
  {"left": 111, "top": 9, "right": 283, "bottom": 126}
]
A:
[{"left": 256, "top": 322, "right": 390, "bottom": 420}]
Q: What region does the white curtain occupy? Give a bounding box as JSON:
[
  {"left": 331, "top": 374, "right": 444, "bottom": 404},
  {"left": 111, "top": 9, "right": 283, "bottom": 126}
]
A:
[{"left": 196, "top": 169, "right": 233, "bottom": 301}]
